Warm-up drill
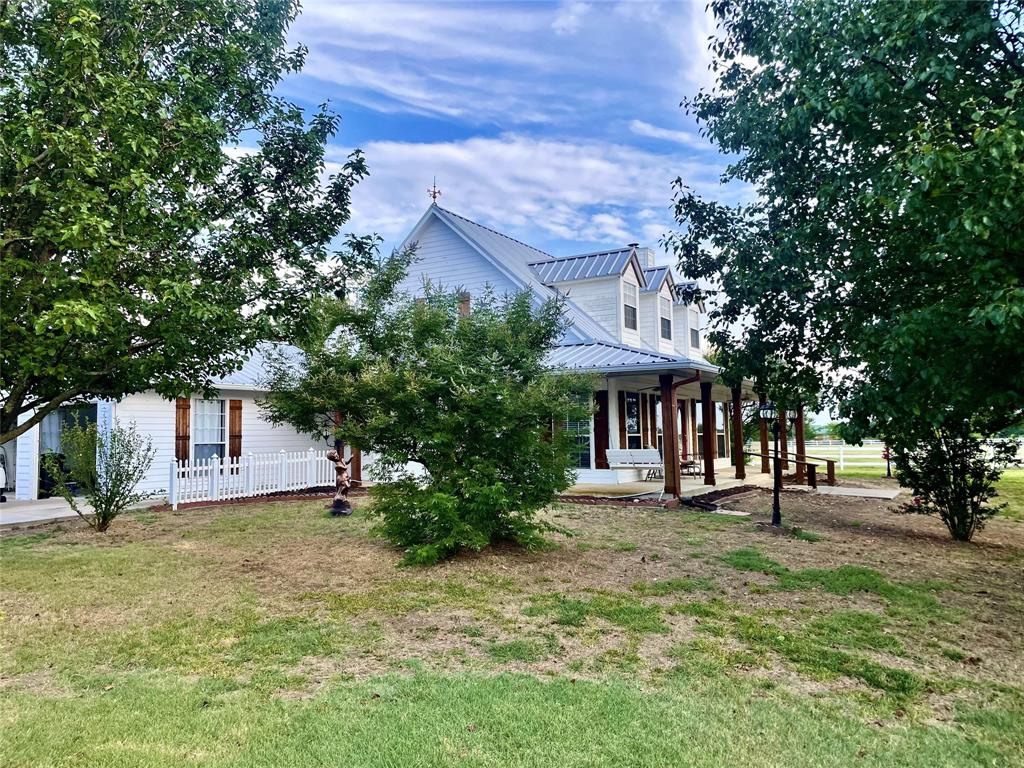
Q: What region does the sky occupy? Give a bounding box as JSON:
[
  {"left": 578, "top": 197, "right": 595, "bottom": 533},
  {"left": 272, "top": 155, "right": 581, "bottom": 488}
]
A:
[{"left": 278, "top": 0, "right": 751, "bottom": 264}]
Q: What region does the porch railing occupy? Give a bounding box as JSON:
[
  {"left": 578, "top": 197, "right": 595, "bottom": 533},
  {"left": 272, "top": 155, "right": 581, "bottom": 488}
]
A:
[{"left": 168, "top": 448, "right": 334, "bottom": 510}]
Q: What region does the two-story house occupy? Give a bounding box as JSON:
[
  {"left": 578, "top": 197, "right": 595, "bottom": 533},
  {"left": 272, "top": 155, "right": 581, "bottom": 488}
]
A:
[{"left": 398, "top": 203, "right": 757, "bottom": 496}]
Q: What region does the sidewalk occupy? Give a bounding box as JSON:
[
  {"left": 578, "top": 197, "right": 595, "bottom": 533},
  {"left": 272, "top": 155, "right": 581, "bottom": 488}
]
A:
[{"left": 0, "top": 497, "right": 83, "bottom": 527}]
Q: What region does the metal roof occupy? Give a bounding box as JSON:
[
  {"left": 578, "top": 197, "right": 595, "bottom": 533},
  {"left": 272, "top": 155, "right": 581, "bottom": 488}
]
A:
[
  {"left": 528, "top": 248, "right": 634, "bottom": 283},
  {"left": 210, "top": 343, "right": 302, "bottom": 391},
  {"left": 545, "top": 341, "right": 718, "bottom": 375},
  {"left": 642, "top": 266, "right": 670, "bottom": 293}
]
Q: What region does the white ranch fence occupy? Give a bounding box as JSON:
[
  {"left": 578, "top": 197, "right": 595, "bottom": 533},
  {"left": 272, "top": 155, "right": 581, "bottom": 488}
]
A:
[
  {"left": 750, "top": 439, "right": 1022, "bottom": 471},
  {"left": 169, "top": 448, "right": 335, "bottom": 510}
]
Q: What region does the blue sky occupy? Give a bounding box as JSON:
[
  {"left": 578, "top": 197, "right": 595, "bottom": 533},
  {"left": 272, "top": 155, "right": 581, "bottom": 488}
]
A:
[{"left": 279, "top": 0, "right": 750, "bottom": 263}]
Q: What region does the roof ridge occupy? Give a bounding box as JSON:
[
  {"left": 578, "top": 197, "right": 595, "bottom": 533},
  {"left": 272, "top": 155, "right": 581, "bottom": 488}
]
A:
[{"left": 434, "top": 205, "right": 551, "bottom": 258}]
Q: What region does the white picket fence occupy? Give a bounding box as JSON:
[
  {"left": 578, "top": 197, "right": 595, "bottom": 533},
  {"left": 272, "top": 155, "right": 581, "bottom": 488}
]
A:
[{"left": 169, "top": 448, "right": 335, "bottom": 510}]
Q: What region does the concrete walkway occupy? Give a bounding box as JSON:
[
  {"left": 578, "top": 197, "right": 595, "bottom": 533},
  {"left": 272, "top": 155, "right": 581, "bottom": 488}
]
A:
[
  {"left": 0, "top": 497, "right": 84, "bottom": 527},
  {"left": 816, "top": 486, "right": 901, "bottom": 500},
  {"left": 0, "top": 497, "right": 167, "bottom": 528}
]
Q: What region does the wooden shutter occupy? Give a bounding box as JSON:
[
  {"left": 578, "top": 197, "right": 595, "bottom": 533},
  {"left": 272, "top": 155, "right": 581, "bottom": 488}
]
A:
[
  {"left": 175, "top": 398, "right": 190, "bottom": 462},
  {"left": 617, "top": 390, "right": 627, "bottom": 448},
  {"left": 594, "top": 391, "right": 609, "bottom": 469},
  {"left": 228, "top": 399, "right": 242, "bottom": 459},
  {"left": 350, "top": 446, "right": 362, "bottom": 485},
  {"left": 458, "top": 292, "right": 471, "bottom": 317}
]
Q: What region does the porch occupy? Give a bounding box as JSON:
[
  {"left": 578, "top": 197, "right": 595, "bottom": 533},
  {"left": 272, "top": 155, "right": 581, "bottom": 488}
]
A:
[{"left": 563, "top": 365, "right": 761, "bottom": 497}]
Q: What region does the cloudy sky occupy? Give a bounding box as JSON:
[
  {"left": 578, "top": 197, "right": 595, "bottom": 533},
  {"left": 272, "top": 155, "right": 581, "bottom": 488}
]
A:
[{"left": 279, "top": 0, "right": 749, "bottom": 262}]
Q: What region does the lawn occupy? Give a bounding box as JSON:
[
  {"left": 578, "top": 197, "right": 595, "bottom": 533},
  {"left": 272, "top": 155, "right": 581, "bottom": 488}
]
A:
[{"left": 2, "top": 489, "right": 1023, "bottom": 767}]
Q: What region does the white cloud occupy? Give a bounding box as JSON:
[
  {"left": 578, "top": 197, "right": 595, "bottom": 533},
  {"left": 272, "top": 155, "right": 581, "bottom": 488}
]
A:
[
  {"left": 629, "top": 119, "right": 705, "bottom": 148},
  {"left": 332, "top": 133, "right": 752, "bottom": 252},
  {"left": 552, "top": 1, "right": 590, "bottom": 36}
]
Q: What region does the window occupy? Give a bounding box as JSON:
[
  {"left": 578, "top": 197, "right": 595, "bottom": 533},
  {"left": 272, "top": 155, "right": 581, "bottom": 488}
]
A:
[
  {"left": 193, "top": 399, "right": 225, "bottom": 462},
  {"left": 623, "top": 283, "right": 638, "bottom": 331},
  {"left": 660, "top": 297, "right": 672, "bottom": 340},
  {"left": 564, "top": 394, "right": 592, "bottom": 469},
  {"left": 625, "top": 392, "right": 642, "bottom": 449},
  {"left": 690, "top": 328, "right": 700, "bottom": 348},
  {"left": 458, "top": 292, "right": 471, "bottom": 317}
]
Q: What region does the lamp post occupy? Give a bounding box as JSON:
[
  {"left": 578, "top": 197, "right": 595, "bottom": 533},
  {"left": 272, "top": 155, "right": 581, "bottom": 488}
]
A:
[{"left": 760, "top": 402, "right": 781, "bottom": 527}]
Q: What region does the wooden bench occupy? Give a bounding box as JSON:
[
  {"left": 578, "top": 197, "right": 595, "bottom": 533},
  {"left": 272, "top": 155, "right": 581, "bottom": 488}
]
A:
[{"left": 604, "top": 449, "right": 664, "bottom": 481}]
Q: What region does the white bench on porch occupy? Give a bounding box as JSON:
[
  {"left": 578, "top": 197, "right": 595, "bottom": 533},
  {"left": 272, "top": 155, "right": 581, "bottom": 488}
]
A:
[{"left": 604, "top": 449, "right": 664, "bottom": 481}]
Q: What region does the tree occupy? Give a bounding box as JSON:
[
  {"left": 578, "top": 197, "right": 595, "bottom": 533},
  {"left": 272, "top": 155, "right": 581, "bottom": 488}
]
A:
[
  {"left": 668, "top": 0, "right": 1023, "bottom": 538},
  {"left": 1, "top": 0, "right": 376, "bottom": 445},
  {"left": 42, "top": 419, "right": 155, "bottom": 532},
  {"left": 262, "top": 253, "right": 593, "bottom": 565}
]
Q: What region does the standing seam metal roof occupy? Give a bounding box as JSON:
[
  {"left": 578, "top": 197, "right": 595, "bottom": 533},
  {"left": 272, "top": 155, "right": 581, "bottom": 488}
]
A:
[
  {"left": 641, "top": 266, "right": 670, "bottom": 293},
  {"left": 528, "top": 248, "right": 633, "bottom": 283},
  {"left": 545, "top": 340, "right": 717, "bottom": 373}
]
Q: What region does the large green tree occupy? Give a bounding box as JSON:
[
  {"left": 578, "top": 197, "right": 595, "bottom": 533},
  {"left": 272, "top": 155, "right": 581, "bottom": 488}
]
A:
[
  {"left": 1, "top": 0, "right": 374, "bottom": 444},
  {"left": 262, "top": 252, "right": 592, "bottom": 565},
  {"left": 669, "top": 0, "right": 1023, "bottom": 537}
]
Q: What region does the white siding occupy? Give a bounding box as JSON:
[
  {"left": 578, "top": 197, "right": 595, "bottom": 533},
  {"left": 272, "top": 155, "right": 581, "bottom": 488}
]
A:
[
  {"left": 398, "top": 216, "right": 520, "bottom": 300},
  {"left": 554, "top": 277, "right": 619, "bottom": 339},
  {"left": 639, "top": 293, "right": 658, "bottom": 351},
  {"left": 14, "top": 412, "right": 39, "bottom": 500},
  {"left": 112, "top": 390, "right": 322, "bottom": 496}
]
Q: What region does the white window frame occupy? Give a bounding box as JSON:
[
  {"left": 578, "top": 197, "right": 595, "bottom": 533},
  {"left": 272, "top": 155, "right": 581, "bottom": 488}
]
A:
[
  {"left": 192, "top": 398, "right": 226, "bottom": 463},
  {"left": 624, "top": 391, "right": 643, "bottom": 449},
  {"left": 659, "top": 297, "right": 672, "bottom": 340},
  {"left": 622, "top": 282, "right": 638, "bottom": 332}
]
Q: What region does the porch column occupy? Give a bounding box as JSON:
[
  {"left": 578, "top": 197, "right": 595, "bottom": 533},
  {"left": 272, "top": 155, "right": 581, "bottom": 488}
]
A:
[
  {"left": 593, "top": 391, "right": 610, "bottom": 469},
  {"left": 758, "top": 393, "right": 770, "bottom": 473},
  {"left": 659, "top": 374, "right": 680, "bottom": 497},
  {"left": 732, "top": 387, "right": 745, "bottom": 480},
  {"left": 678, "top": 398, "right": 688, "bottom": 460},
  {"left": 794, "top": 403, "right": 806, "bottom": 485},
  {"left": 690, "top": 400, "right": 698, "bottom": 463},
  {"left": 779, "top": 410, "right": 789, "bottom": 470},
  {"left": 700, "top": 381, "right": 715, "bottom": 485}
]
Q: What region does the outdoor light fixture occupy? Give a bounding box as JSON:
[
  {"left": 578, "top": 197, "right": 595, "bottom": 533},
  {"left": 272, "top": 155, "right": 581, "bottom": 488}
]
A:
[{"left": 761, "top": 402, "right": 782, "bottom": 527}]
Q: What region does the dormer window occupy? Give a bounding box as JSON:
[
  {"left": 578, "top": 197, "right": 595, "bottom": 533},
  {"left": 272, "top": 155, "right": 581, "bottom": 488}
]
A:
[
  {"left": 660, "top": 297, "right": 672, "bottom": 340},
  {"left": 691, "top": 328, "right": 700, "bottom": 348},
  {"left": 623, "top": 283, "right": 638, "bottom": 331}
]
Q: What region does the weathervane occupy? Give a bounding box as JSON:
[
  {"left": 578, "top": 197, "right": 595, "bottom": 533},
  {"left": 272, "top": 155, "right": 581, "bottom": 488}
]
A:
[{"left": 427, "top": 177, "right": 442, "bottom": 202}]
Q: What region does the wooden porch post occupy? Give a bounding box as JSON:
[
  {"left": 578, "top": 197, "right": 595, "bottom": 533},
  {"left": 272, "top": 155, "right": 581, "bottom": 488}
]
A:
[
  {"left": 593, "top": 391, "right": 609, "bottom": 469},
  {"left": 732, "top": 387, "right": 745, "bottom": 480},
  {"left": 758, "top": 393, "right": 770, "bottom": 474},
  {"left": 700, "top": 381, "right": 715, "bottom": 485},
  {"left": 779, "top": 410, "right": 789, "bottom": 470},
  {"left": 678, "top": 398, "right": 688, "bottom": 460},
  {"left": 794, "top": 404, "right": 806, "bottom": 484},
  {"left": 690, "top": 399, "right": 698, "bottom": 464},
  {"left": 659, "top": 374, "right": 680, "bottom": 497}
]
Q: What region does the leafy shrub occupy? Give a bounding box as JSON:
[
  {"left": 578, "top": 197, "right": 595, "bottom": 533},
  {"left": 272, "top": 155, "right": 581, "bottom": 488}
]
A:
[
  {"left": 264, "top": 251, "right": 592, "bottom": 564},
  {"left": 893, "top": 424, "right": 1021, "bottom": 541},
  {"left": 43, "top": 420, "right": 155, "bottom": 532}
]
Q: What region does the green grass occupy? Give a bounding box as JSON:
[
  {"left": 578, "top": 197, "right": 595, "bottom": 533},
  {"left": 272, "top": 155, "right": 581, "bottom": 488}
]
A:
[
  {"left": 524, "top": 591, "right": 669, "bottom": 634},
  {"left": 4, "top": 671, "right": 1020, "bottom": 768},
  {"left": 1, "top": 499, "right": 1021, "bottom": 767}
]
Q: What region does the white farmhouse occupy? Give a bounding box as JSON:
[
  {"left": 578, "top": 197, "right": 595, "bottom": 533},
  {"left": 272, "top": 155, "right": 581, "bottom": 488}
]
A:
[
  {"left": 6, "top": 203, "right": 759, "bottom": 506},
  {"left": 396, "top": 203, "right": 758, "bottom": 496}
]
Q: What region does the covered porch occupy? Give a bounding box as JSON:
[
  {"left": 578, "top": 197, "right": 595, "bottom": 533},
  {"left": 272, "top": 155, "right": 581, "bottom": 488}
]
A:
[{"left": 562, "top": 362, "right": 761, "bottom": 497}]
